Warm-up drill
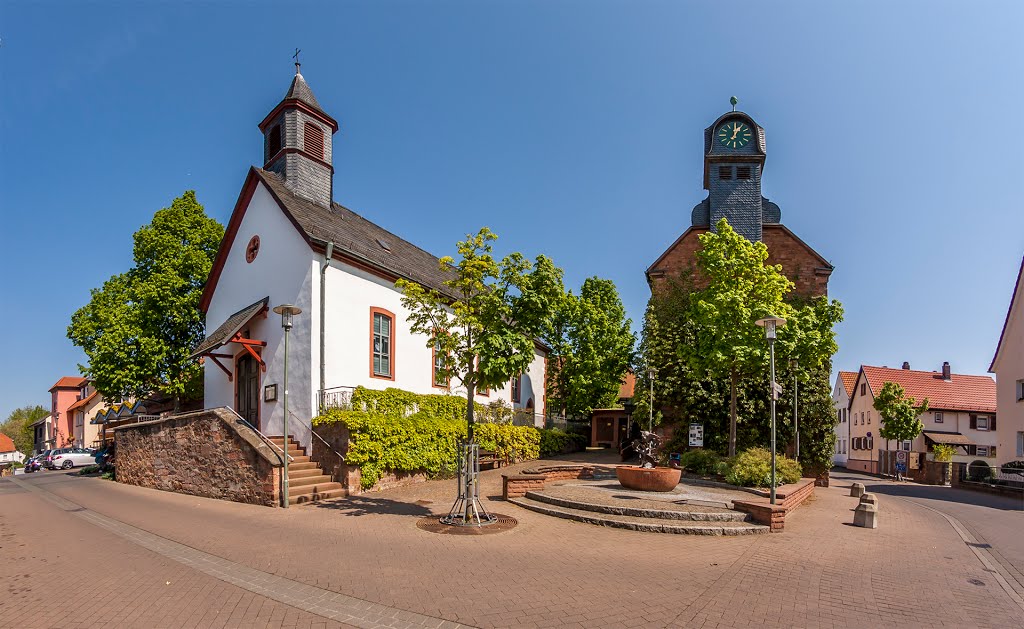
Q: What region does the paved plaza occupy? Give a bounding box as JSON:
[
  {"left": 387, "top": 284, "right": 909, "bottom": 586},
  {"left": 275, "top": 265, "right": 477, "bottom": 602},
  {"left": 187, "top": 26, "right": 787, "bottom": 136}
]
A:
[{"left": 1, "top": 453, "right": 1022, "bottom": 628}]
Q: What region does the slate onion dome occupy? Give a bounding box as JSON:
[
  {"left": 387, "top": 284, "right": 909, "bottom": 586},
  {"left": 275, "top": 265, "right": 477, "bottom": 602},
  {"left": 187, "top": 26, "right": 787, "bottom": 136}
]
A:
[{"left": 258, "top": 59, "right": 339, "bottom": 209}]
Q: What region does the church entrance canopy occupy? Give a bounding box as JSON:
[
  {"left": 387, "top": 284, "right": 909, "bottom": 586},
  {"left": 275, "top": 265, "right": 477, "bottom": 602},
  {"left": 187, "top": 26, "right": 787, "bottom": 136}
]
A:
[{"left": 190, "top": 297, "right": 269, "bottom": 381}]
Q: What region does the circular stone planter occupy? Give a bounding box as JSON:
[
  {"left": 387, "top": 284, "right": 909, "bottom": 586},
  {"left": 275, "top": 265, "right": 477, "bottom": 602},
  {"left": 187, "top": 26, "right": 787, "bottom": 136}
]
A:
[{"left": 616, "top": 466, "right": 682, "bottom": 492}]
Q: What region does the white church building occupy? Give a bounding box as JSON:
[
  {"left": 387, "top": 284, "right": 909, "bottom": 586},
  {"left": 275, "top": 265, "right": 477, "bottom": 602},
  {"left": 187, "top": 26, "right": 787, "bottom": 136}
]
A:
[{"left": 194, "top": 65, "right": 548, "bottom": 448}]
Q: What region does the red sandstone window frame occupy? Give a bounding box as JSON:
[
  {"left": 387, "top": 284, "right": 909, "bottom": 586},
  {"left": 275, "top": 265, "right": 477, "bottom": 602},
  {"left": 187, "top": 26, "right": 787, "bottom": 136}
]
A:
[
  {"left": 431, "top": 338, "right": 449, "bottom": 389},
  {"left": 370, "top": 307, "right": 396, "bottom": 381},
  {"left": 511, "top": 373, "right": 521, "bottom": 404}
]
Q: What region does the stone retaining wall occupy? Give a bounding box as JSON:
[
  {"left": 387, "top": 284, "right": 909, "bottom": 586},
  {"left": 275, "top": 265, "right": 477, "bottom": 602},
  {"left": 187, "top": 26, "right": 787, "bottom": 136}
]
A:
[
  {"left": 732, "top": 477, "right": 816, "bottom": 532},
  {"left": 503, "top": 465, "right": 598, "bottom": 498},
  {"left": 115, "top": 407, "right": 282, "bottom": 507}
]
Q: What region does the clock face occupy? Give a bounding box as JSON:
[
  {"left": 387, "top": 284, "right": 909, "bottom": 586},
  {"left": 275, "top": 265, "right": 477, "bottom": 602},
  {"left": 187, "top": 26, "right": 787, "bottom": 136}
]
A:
[{"left": 717, "top": 121, "right": 753, "bottom": 149}]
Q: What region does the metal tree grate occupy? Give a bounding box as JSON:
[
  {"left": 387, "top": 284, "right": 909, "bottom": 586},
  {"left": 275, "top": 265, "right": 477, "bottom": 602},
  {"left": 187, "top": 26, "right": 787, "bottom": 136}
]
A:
[{"left": 417, "top": 514, "right": 518, "bottom": 535}]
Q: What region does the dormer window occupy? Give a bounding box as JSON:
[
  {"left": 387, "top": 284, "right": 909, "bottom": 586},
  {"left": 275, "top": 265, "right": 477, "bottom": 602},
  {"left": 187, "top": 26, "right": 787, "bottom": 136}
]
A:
[
  {"left": 718, "top": 165, "right": 733, "bottom": 180},
  {"left": 304, "top": 122, "right": 324, "bottom": 160},
  {"left": 267, "top": 124, "right": 282, "bottom": 161}
]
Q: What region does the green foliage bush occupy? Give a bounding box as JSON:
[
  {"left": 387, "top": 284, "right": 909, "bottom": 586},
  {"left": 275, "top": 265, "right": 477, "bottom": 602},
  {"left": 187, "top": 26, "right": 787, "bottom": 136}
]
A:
[
  {"left": 350, "top": 387, "right": 472, "bottom": 422},
  {"left": 680, "top": 449, "right": 722, "bottom": 476},
  {"left": 315, "top": 409, "right": 550, "bottom": 489},
  {"left": 725, "top": 447, "right": 802, "bottom": 488},
  {"left": 538, "top": 428, "right": 587, "bottom": 457},
  {"left": 931, "top": 444, "right": 957, "bottom": 463}
]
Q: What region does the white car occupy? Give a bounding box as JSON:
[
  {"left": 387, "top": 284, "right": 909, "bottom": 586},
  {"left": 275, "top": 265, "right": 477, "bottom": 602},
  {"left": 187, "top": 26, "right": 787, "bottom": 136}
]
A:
[{"left": 48, "top": 448, "right": 97, "bottom": 470}]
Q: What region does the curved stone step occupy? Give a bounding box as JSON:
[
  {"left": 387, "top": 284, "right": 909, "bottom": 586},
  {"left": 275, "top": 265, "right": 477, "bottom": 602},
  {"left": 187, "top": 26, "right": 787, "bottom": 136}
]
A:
[
  {"left": 509, "top": 497, "right": 768, "bottom": 535},
  {"left": 524, "top": 491, "right": 749, "bottom": 522}
]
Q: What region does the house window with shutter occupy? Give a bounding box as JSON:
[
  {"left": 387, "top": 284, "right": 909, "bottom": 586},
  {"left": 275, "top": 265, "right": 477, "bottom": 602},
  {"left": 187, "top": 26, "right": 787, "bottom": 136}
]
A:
[
  {"left": 1017, "top": 380, "right": 1024, "bottom": 402},
  {"left": 934, "top": 411, "right": 943, "bottom": 424},
  {"left": 370, "top": 308, "right": 395, "bottom": 380},
  {"left": 977, "top": 446, "right": 989, "bottom": 457},
  {"left": 304, "top": 122, "right": 325, "bottom": 160},
  {"left": 975, "top": 415, "right": 989, "bottom": 431}
]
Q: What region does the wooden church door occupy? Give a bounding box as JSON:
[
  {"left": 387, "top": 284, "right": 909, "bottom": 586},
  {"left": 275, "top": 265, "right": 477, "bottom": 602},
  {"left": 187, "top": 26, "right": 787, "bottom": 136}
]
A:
[{"left": 236, "top": 354, "right": 260, "bottom": 429}]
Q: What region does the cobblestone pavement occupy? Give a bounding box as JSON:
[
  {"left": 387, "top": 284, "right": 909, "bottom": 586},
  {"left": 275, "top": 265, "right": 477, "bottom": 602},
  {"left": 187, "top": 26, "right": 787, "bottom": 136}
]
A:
[{"left": 2, "top": 453, "right": 1022, "bottom": 628}]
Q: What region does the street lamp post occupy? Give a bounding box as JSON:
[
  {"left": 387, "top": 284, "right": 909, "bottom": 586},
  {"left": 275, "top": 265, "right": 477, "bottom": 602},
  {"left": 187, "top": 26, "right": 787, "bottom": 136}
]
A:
[
  {"left": 790, "top": 358, "right": 799, "bottom": 461},
  {"left": 273, "top": 303, "right": 302, "bottom": 509},
  {"left": 755, "top": 315, "right": 787, "bottom": 505},
  {"left": 646, "top": 368, "right": 656, "bottom": 432}
]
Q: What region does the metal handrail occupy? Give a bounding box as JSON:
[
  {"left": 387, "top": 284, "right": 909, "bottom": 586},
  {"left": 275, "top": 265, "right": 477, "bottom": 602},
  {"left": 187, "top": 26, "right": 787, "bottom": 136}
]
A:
[
  {"left": 223, "top": 407, "right": 291, "bottom": 466},
  {"left": 287, "top": 409, "right": 345, "bottom": 463}
]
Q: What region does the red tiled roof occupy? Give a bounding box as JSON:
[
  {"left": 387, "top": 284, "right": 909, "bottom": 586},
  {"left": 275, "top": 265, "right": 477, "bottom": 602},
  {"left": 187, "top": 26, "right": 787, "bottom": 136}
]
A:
[
  {"left": 66, "top": 390, "right": 100, "bottom": 414},
  {"left": 838, "top": 371, "right": 858, "bottom": 396},
  {"left": 0, "top": 433, "right": 15, "bottom": 453},
  {"left": 49, "top": 376, "right": 86, "bottom": 392},
  {"left": 618, "top": 372, "right": 636, "bottom": 399},
  {"left": 860, "top": 365, "right": 996, "bottom": 414}
]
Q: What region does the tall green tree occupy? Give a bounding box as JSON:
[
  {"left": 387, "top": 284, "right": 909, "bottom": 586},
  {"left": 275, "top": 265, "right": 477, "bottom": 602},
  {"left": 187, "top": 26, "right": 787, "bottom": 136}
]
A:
[
  {"left": 874, "top": 381, "right": 929, "bottom": 444},
  {"left": 398, "top": 227, "right": 563, "bottom": 440},
  {"left": 0, "top": 405, "right": 48, "bottom": 455},
  {"left": 545, "top": 277, "right": 636, "bottom": 418},
  {"left": 686, "top": 218, "right": 794, "bottom": 457},
  {"left": 68, "top": 191, "right": 224, "bottom": 410}
]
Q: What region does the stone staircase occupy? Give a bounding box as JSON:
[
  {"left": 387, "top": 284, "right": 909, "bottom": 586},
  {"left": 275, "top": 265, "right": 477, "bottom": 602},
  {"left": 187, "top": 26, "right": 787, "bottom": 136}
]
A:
[
  {"left": 510, "top": 490, "right": 770, "bottom": 536},
  {"left": 269, "top": 436, "right": 347, "bottom": 505}
]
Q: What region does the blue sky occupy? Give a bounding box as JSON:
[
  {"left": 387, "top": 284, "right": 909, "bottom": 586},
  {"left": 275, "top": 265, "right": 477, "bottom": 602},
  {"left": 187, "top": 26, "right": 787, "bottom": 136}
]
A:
[{"left": 1, "top": 1, "right": 1022, "bottom": 420}]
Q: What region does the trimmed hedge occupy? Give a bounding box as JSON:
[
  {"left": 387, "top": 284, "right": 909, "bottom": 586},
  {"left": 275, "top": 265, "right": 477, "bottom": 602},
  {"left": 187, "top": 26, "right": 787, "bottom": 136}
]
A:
[
  {"left": 725, "top": 447, "right": 802, "bottom": 488},
  {"left": 679, "top": 449, "right": 722, "bottom": 476},
  {"left": 315, "top": 409, "right": 561, "bottom": 489},
  {"left": 539, "top": 428, "right": 589, "bottom": 457}
]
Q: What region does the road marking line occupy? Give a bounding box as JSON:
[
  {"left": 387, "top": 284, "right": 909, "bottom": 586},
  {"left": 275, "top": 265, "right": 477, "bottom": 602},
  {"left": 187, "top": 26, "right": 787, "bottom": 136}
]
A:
[{"left": 9, "top": 476, "right": 473, "bottom": 629}]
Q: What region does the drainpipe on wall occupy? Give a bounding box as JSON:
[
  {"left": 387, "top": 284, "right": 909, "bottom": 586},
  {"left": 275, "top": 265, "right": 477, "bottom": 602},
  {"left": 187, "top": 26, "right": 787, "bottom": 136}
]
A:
[{"left": 319, "top": 241, "right": 335, "bottom": 411}]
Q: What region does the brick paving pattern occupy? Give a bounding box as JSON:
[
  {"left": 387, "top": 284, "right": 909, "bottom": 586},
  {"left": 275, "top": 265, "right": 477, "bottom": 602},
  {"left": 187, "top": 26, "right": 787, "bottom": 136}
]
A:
[{"left": 2, "top": 452, "right": 1021, "bottom": 628}]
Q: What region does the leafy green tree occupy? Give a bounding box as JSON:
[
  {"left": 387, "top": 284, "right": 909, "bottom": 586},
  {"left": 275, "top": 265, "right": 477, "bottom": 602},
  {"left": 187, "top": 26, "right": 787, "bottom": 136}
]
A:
[
  {"left": 68, "top": 191, "right": 224, "bottom": 410},
  {"left": 686, "top": 219, "right": 794, "bottom": 457},
  {"left": 638, "top": 219, "right": 842, "bottom": 469},
  {"left": 874, "top": 381, "right": 929, "bottom": 444},
  {"left": 544, "top": 277, "right": 636, "bottom": 418},
  {"left": 0, "top": 405, "right": 48, "bottom": 455},
  {"left": 398, "top": 227, "right": 563, "bottom": 440}
]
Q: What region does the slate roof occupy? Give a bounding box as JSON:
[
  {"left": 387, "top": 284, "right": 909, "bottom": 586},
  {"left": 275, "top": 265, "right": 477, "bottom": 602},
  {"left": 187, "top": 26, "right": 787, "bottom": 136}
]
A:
[
  {"left": 191, "top": 297, "right": 269, "bottom": 358},
  {"left": 254, "top": 169, "right": 456, "bottom": 298},
  {"left": 284, "top": 72, "right": 324, "bottom": 114},
  {"left": 860, "top": 365, "right": 996, "bottom": 414},
  {"left": 49, "top": 376, "right": 86, "bottom": 391}
]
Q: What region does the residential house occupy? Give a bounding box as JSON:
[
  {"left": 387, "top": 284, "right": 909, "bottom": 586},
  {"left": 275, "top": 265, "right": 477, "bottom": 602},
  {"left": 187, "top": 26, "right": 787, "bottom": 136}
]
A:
[
  {"left": 990, "top": 253, "right": 1024, "bottom": 466},
  {"left": 30, "top": 414, "right": 52, "bottom": 454},
  {"left": 192, "top": 65, "right": 547, "bottom": 448},
  {"left": 831, "top": 371, "right": 856, "bottom": 466},
  {"left": 0, "top": 433, "right": 25, "bottom": 465},
  {"left": 65, "top": 380, "right": 108, "bottom": 448},
  {"left": 49, "top": 376, "right": 87, "bottom": 448},
  {"left": 847, "top": 363, "right": 997, "bottom": 474}
]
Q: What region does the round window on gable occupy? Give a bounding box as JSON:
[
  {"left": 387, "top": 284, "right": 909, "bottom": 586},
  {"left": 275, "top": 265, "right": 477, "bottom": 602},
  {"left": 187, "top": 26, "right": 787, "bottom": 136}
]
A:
[{"left": 245, "top": 235, "right": 260, "bottom": 263}]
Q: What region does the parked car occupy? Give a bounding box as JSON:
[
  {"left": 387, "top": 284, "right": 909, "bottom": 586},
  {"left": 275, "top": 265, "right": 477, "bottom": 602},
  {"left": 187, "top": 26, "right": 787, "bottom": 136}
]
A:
[{"left": 48, "top": 447, "right": 96, "bottom": 470}]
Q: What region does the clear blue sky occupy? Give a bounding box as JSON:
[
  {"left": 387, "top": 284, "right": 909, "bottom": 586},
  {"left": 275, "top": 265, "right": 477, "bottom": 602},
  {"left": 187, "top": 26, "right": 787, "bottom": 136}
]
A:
[{"left": 2, "top": 1, "right": 1022, "bottom": 420}]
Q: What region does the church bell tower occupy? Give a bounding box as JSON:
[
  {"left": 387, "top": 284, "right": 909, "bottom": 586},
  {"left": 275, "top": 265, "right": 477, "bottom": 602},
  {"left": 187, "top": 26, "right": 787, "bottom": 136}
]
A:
[
  {"left": 257, "top": 59, "right": 339, "bottom": 208},
  {"left": 690, "top": 105, "right": 780, "bottom": 242}
]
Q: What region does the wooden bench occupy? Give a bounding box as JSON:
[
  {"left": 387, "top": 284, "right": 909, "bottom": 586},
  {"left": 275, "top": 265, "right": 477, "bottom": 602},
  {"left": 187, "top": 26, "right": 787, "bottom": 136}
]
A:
[{"left": 479, "top": 449, "right": 502, "bottom": 470}]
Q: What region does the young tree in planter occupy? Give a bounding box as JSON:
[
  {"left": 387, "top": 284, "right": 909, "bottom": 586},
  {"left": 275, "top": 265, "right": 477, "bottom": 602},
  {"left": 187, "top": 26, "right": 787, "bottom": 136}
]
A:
[
  {"left": 68, "top": 191, "right": 224, "bottom": 410},
  {"left": 398, "top": 228, "right": 563, "bottom": 523},
  {"left": 544, "top": 277, "right": 636, "bottom": 418},
  {"left": 874, "top": 381, "right": 929, "bottom": 478}
]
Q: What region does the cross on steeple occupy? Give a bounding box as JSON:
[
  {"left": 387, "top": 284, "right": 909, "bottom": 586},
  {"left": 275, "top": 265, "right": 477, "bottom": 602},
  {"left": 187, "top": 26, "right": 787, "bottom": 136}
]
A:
[{"left": 293, "top": 48, "right": 302, "bottom": 74}]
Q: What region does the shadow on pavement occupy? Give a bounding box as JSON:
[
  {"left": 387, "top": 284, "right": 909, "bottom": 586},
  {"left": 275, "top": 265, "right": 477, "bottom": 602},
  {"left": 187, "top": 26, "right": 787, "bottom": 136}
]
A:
[
  {"left": 832, "top": 470, "right": 1024, "bottom": 512},
  {"left": 311, "top": 494, "right": 434, "bottom": 517}
]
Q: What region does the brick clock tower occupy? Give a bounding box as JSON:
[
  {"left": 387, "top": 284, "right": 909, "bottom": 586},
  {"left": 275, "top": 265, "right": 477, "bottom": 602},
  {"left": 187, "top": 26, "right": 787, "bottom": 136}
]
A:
[{"left": 647, "top": 106, "right": 833, "bottom": 297}]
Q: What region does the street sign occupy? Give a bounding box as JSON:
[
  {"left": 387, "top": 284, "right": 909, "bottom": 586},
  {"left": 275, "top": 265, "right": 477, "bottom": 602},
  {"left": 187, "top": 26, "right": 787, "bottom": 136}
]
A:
[
  {"left": 771, "top": 382, "right": 784, "bottom": 400},
  {"left": 895, "top": 450, "right": 908, "bottom": 463},
  {"left": 688, "top": 423, "right": 704, "bottom": 447},
  {"left": 867, "top": 431, "right": 872, "bottom": 438},
  {"left": 895, "top": 461, "right": 908, "bottom": 473}
]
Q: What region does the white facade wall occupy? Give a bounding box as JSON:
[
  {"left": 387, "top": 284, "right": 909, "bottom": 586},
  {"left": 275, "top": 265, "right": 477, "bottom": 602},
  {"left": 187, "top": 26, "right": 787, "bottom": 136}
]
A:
[
  {"left": 204, "top": 182, "right": 549, "bottom": 445},
  {"left": 876, "top": 410, "right": 1000, "bottom": 464},
  {"left": 203, "top": 183, "right": 318, "bottom": 443},
  {"left": 992, "top": 272, "right": 1024, "bottom": 466},
  {"left": 831, "top": 378, "right": 849, "bottom": 466}
]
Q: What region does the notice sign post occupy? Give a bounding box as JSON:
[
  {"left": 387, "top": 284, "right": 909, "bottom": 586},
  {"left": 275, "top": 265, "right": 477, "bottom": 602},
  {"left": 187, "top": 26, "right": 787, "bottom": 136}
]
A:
[{"left": 688, "top": 423, "right": 704, "bottom": 448}]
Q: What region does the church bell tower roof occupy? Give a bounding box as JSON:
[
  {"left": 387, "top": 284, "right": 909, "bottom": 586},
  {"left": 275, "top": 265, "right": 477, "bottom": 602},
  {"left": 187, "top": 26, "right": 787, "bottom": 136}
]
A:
[{"left": 284, "top": 71, "right": 325, "bottom": 115}]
